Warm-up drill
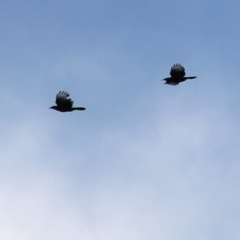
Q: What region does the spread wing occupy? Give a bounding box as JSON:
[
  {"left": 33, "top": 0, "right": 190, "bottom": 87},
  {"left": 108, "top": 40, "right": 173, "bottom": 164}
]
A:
[
  {"left": 170, "top": 64, "right": 186, "bottom": 78},
  {"left": 55, "top": 91, "right": 73, "bottom": 108}
]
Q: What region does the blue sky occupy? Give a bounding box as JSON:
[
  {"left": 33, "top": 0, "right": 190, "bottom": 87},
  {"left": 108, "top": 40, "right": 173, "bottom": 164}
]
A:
[{"left": 1, "top": 0, "right": 240, "bottom": 239}]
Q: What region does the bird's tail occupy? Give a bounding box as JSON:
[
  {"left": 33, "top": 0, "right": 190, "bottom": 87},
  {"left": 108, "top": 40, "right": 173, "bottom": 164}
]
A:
[
  {"left": 186, "top": 76, "right": 197, "bottom": 79},
  {"left": 72, "top": 107, "right": 86, "bottom": 111}
]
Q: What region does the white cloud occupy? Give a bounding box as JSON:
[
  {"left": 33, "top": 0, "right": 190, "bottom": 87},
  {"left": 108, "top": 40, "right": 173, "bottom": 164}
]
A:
[{"left": 1, "top": 94, "right": 239, "bottom": 239}]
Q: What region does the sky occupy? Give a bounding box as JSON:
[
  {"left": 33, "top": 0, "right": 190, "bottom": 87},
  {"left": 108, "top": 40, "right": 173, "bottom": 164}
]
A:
[{"left": 1, "top": 0, "right": 240, "bottom": 239}]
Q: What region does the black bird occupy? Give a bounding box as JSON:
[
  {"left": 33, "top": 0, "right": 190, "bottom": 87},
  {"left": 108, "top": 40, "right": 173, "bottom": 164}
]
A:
[
  {"left": 49, "top": 91, "right": 86, "bottom": 112},
  {"left": 163, "top": 64, "right": 197, "bottom": 85}
]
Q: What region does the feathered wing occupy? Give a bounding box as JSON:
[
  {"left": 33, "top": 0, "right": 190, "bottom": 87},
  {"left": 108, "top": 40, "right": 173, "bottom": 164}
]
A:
[
  {"left": 55, "top": 91, "right": 73, "bottom": 108},
  {"left": 170, "top": 64, "right": 185, "bottom": 78}
]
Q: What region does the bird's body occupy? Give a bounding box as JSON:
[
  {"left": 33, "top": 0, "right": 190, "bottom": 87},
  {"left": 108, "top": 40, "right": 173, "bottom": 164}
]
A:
[
  {"left": 163, "top": 64, "right": 196, "bottom": 85},
  {"left": 50, "top": 91, "right": 86, "bottom": 112}
]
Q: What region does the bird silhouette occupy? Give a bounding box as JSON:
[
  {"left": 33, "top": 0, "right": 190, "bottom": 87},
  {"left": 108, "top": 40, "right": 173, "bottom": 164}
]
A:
[
  {"left": 163, "top": 64, "right": 197, "bottom": 85},
  {"left": 49, "top": 91, "right": 86, "bottom": 112}
]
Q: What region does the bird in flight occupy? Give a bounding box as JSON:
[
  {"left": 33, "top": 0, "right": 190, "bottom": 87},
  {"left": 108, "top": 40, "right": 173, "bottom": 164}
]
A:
[
  {"left": 163, "top": 64, "right": 197, "bottom": 85},
  {"left": 49, "top": 91, "right": 86, "bottom": 112}
]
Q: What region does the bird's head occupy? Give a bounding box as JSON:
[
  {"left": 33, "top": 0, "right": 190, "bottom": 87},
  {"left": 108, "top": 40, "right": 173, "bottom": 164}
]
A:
[{"left": 49, "top": 106, "right": 58, "bottom": 110}]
